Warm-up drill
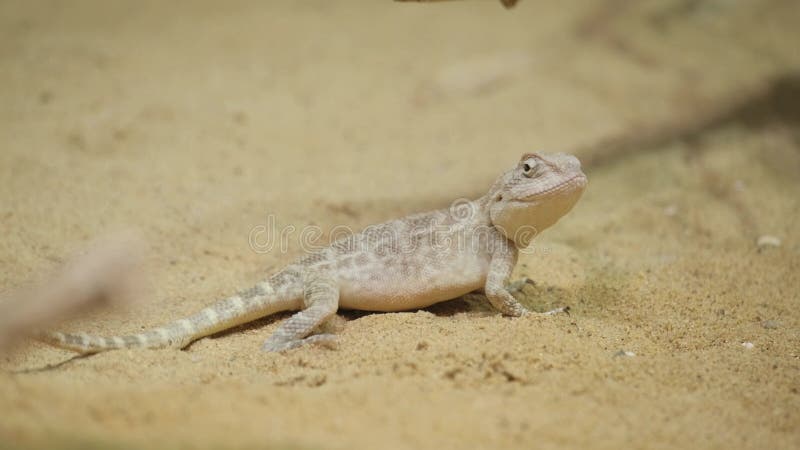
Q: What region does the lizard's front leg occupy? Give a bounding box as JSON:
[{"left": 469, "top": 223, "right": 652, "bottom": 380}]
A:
[
  {"left": 485, "top": 239, "right": 570, "bottom": 317},
  {"left": 485, "top": 240, "right": 530, "bottom": 317},
  {"left": 262, "top": 271, "right": 339, "bottom": 352}
]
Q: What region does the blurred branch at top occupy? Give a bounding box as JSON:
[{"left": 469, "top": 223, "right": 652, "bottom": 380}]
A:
[{"left": 396, "top": 0, "right": 519, "bottom": 9}]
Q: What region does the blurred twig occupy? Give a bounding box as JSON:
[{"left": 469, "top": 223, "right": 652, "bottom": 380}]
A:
[
  {"left": 0, "top": 232, "right": 146, "bottom": 353},
  {"left": 395, "top": 0, "right": 520, "bottom": 9}
]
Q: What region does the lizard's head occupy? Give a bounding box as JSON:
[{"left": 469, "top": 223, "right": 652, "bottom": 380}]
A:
[{"left": 488, "top": 153, "right": 587, "bottom": 247}]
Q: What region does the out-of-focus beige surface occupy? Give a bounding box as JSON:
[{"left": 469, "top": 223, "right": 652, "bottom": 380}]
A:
[{"left": 1, "top": 1, "right": 798, "bottom": 449}]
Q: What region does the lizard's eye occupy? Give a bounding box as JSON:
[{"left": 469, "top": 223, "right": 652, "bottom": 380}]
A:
[{"left": 522, "top": 161, "right": 537, "bottom": 177}]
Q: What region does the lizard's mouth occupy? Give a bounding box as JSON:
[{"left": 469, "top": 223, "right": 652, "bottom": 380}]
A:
[{"left": 517, "top": 173, "right": 587, "bottom": 202}]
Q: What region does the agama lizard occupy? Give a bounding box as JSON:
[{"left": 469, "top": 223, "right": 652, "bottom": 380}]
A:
[{"left": 36, "top": 153, "right": 587, "bottom": 353}]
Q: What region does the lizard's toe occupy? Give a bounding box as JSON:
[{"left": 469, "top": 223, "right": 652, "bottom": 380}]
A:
[
  {"left": 262, "top": 333, "right": 338, "bottom": 352},
  {"left": 303, "top": 333, "right": 339, "bottom": 350},
  {"left": 262, "top": 340, "right": 293, "bottom": 352}
]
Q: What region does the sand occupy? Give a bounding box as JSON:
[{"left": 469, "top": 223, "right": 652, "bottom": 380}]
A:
[{"left": 1, "top": 1, "right": 799, "bottom": 449}]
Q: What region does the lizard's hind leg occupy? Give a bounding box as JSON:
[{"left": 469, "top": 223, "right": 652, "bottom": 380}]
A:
[{"left": 262, "top": 271, "right": 339, "bottom": 352}]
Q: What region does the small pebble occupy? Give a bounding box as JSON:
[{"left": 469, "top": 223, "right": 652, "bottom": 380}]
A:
[
  {"left": 613, "top": 350, "right": 636, "bottom": 358},
  {"left": 742, "top": 342, "right": 754, "bottom": 349},
  {"left": 756, "top": 235, "right": 781, "bottom": 248}
]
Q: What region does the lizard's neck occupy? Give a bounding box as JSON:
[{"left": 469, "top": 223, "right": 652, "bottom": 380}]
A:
[
  {"left": 442, "top": 195, "right": 495, "bottom": 233},
  {"left": 474, "top": 194, "right": 494, "bottom": 221},
  {"left": 472, "top": 194, "right": 502, "bottom": 230}
]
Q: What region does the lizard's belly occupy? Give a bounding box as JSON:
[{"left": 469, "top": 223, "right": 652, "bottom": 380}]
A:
[{"left": 336, "top": 251, "right": 489, "bottom": 312}]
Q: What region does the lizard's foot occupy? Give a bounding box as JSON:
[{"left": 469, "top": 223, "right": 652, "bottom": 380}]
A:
[
  {"left": 542, "top": 305, "right": 570, "bottom": 316},
  {"left": 262, "top": 333, "right": 338, "bottom": 352},
  {"left": 515, "top": 305, "right": 570, "bottom": 317},
  {"left": 506, "top": 277, "right": 536, "bottom": 295}
]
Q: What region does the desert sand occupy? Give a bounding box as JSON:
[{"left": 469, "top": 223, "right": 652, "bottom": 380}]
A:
[{"left": 1, "top": 1, "right": 798, "bottom": 449}]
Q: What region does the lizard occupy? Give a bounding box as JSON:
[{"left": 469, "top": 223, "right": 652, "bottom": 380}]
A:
[{"left": 35, "top": 152, "right": 587, "bottom": 353}]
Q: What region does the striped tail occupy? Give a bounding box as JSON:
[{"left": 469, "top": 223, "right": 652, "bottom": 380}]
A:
[{"left": 34, "top": 278, "right": 301, "bottom": 354}]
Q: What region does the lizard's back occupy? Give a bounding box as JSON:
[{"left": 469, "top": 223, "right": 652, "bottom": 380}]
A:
[{"left": 295, "top": 208, "right": 493, "bottom": 311}]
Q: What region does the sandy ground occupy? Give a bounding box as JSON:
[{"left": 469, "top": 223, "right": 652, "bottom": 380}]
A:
[{"left": 1, "top": 1, "right": 799, "bottom": 449}]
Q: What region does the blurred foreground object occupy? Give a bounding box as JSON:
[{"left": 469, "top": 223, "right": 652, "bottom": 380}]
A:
[
  {"left": 0, "top": 232, "right": 146, "bottom": 353},
  {"left": 396, "top": 0, "right": 519, "bottom": 9}
]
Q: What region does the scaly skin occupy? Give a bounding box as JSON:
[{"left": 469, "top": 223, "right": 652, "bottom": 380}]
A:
[{"left": 36, "top": 153, "right": 587, "bottom": 353}]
